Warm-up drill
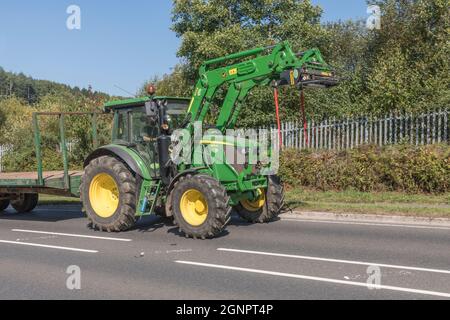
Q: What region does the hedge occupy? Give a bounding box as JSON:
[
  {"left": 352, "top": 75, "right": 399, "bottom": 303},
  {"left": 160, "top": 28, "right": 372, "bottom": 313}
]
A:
[{"left": 279, "top": 144, "right": 450, "bottom": 194}]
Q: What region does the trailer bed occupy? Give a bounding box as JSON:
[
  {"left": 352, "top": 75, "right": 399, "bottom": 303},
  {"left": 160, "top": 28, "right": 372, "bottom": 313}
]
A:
[
  {"left": 0, "top": 171, "right": 83, "bottom": 181},
  {"left": 0, "top": 171, "right": 83, "bottom": 197}
]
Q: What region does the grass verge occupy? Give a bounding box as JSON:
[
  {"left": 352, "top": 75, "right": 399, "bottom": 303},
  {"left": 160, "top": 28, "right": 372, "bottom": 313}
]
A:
[
  {"left": 38, "top": 189, "right": 450, "bottom": 218},
  {"left": 285, "top": 188, "right": 450, "bottom": 218}
]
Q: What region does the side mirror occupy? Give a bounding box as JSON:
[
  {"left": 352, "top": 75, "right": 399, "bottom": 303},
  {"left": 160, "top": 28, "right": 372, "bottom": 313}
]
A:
[
  {"left": 145, "top": 101, "right": 158, "bottom": 117},
  {"left": 145, "top": 101, "right": 159, "bottom": 125}
]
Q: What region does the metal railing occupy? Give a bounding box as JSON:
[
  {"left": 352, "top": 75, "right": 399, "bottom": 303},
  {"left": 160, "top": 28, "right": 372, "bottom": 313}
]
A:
[
  {"left": 274, "top": 109, "right": 449, "bottom": 150},
  {"left": 31, "top": 111, "right": 102, "bottom": 188},
  {"left": 0, "top": 145, "right": 9, "bottom": 172}
]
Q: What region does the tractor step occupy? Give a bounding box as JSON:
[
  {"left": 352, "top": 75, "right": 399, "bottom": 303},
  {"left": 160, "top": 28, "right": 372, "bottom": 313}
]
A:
[{"left": 137, "top": 180, "right": 162, "bottom": 216}]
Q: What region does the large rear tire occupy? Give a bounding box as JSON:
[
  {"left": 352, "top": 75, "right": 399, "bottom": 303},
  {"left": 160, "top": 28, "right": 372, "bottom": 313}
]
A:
[
  {"left": 170, "top": 175, "right": 231, "bottom": 239},
  {"left": 81, "top": 156, "right": 137, "bottom": 232},
  {"left": 11, "top": 193, "right": 39, "bottom": 213},
  {"left": 235, "top": 175, "right": 284, "bottom": 223}
]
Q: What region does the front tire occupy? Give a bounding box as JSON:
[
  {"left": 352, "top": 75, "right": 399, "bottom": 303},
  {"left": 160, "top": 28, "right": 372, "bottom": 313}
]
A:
[
  {"left": 11, "top": 193, "right": 38, "bottom": 213},
  {"left": 81, "top": 156, "right": 137, "bottom": 232},
  {"left": 170, "top": 175, "right": 231, "bottom": 239},
  {"left": 235, "top": 175, "right": 284, "bottom": 223}
]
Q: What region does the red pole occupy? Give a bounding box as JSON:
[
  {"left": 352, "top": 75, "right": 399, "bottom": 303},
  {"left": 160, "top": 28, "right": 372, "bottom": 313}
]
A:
[
  {"left": 301, "top": 89, "right": 308, "bottom": 147},
  {"left": 274, "top": 87, "right": 283, "bottom": 149}
]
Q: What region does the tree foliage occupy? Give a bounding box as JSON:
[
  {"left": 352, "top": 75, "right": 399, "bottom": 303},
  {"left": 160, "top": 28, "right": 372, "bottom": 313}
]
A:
[
  {"left": 0, "top": 91, "right": 112, "bottom": 172},
  {"left": 0, "top": 67, "right": 115, "bottom": 171},
  {"left": 0, "top": 67, "right": 109, "bottom": 105},
  {"left": 144, "top": 0, "right": 449, "bottom": 127}
]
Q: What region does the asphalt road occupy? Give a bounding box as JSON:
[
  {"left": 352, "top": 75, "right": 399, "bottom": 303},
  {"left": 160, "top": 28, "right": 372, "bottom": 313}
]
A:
[{"left": 0, "top": 204, "right": 449, "bottom": 300}]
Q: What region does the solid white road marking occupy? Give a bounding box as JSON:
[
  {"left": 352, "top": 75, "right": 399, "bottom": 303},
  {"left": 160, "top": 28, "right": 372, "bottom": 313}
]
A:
[
  {"left": 11, "top": 229, "right": 132, "bottom": 242},
  {"left": 217, "top": 248, "right": 450, "bottom": 275},
  {"left": 175, "top": 260, "right": 450, "bottom": 298},
  {"left": 0, "top": 240, "right": 98, "bottom": 253},
  {"left": 281, "top": 218, "right": 450, "bottom": 230}
]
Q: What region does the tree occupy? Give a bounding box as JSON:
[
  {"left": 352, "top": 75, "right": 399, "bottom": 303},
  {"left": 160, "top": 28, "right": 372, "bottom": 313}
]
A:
[
  {"left": 0, "top": 67, "right": 111, "bottom": 105},
  {"left": 170, "top": 0, "right": 342, "bottom": 126},
  {"left": 144, "top": 0, "right": 450, "bottom": 125},
  {"left": 365, "top": 0, "right": 450, "bottom": 113}
]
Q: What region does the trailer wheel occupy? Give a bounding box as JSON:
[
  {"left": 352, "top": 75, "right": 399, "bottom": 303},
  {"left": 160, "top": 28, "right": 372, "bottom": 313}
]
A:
[
  {"left": 0, "top": 199, "right": 10, "bottom": 212},
  {"left": 235, "top": 175, "right": 284, "bottom": 223},
  {"left": 11, "top": 193, "right": 39, "bottom": 213},
  {"left": 81, "top": 156, "right": 137, "bottom": 232},
  {"left": 170, "top": 175, "right": 231, "bottom": 239}
]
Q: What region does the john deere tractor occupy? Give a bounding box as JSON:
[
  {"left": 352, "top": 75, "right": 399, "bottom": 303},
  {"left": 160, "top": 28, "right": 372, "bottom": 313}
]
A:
[{"left": 79, "top": 41, "right": 338, "bottom": 239}]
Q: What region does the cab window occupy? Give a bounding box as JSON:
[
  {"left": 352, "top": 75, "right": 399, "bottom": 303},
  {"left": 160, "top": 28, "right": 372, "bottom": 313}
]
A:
[
  {"left": 130, "top": 107, "right": 159, "bottom": 143},
  {"left": 115, "top": 111, "right": 129, "bottom": 143}
]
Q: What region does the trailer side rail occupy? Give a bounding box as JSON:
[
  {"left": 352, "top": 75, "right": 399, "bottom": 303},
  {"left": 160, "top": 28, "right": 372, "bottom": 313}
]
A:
[{"left": 32, "top": 111, "right": 103, "bottom": 190}]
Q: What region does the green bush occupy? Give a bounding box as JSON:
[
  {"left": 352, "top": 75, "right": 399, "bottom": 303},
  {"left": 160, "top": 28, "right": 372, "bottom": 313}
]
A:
[{"left": 279, "top": 144, "right": 450, "bottom": 194}]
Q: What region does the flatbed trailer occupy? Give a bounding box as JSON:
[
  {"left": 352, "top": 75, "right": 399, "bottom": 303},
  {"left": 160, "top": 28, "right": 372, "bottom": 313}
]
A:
[
  {"left": 0, "top": 111, "right": 100, "bottom": 210},
  {"left": 0, "top": 171, "right": 83, "bottom": 196}
]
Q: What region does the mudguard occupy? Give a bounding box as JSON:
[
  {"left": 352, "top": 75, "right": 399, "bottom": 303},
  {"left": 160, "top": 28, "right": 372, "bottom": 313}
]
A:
[{"left": 84, "top": 145, "right": 152, "bottom": 180}]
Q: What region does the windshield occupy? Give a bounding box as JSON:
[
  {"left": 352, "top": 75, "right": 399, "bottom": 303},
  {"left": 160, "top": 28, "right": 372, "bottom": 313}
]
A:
[{"left": 166, "top": 100, "right": 188, "bottom": 129}]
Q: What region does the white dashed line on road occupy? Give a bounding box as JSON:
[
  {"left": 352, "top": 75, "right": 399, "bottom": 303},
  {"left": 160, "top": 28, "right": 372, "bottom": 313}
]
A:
[
  {"left": 11, "top": 229, "right": 132, "bottom": 242},
  {"left": 217, "top": 248, "right": 450, "bottom": 275},
  {"left": 0, "top": 240, "right": 98, "bottom": 253},
  {"left": 175, "top": 260, "right": 450, "bottom": 298}
]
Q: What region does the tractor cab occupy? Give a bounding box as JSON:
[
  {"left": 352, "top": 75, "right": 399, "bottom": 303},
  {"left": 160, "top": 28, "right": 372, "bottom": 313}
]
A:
[
  {"left": 104, "top": 96, "right": 190, "bottom": 142},
  {"left": 103, "top": 96, "right": 190, "bottom": 180}
]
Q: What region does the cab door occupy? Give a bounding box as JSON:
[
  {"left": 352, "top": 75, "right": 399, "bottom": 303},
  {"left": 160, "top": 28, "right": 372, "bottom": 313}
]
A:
[{"left": 129, "top": 107, "right": 160, "bottom": 178}]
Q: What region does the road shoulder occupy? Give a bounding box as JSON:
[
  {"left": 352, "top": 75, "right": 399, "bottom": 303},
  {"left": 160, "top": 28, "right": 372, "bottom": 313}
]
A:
[{"left": 281, "top": 210, "right": 450, "bottom": 227}]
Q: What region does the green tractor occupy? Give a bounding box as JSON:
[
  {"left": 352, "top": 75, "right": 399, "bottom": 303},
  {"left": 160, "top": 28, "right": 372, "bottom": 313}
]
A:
[{"left": 80, "top": 41, "right": 338, "bottom": 238}]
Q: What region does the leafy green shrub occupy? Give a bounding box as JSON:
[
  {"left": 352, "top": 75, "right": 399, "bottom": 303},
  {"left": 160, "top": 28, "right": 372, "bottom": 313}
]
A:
[{"left": 279, "top": 144, "right": 450, "bottom": 194}]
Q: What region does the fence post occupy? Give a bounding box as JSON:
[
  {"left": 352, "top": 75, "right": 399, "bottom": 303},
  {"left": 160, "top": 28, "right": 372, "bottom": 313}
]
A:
[
  {"left": 444, "top": 109, "right": 450, "bottom": 143},
  {"left": 349, "top": 119, "right": 353, "bottom": 149},
  {"left": 432, "top": 111, "right": 437, "bottom": 144},
  {"left": 383, "top": 115, "right": 387, "bottom": 145},
  {"left": 415, "top": 115, "right": 419, "bottom": 146},
  {"left": 409, "top": 113, "right": 413, "bottom": 144},
  {"left": 0, "top": 146, "right": 4, "bottom": 172},
  {"left": 299, "top": 121, "right": 303, "bottom": 149},
  {"left": 437, "top": 109, "right": 442, "bottom": 144},
  {"left": 331, "top": 117, "right": 336, "bottom": 150},
  {"left": 287, "top": 122, "right": 291, "bottom": 148},
  {"left": 373, "top": 117, "right": 377, "bottom": 146},
  {"left": 335, "top": 119, "right": 339, "bottom": 150},
  {"left": 390, "top": 112, "right": 395, "bottom": 144},
  {"left": 315, "top": 120, "right": 319, "bottom": 150},
  {"left": 399, "top": 113, "right": 404, "bottom": 142}
]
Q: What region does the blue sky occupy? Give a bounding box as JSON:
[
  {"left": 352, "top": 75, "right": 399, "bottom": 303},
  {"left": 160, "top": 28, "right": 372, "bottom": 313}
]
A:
[{"left": 0, "top": 1, "right": 368, "bottom": 96}]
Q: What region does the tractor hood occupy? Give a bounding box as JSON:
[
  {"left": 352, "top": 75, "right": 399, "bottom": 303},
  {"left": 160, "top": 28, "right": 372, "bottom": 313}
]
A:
[{"left": 200, "top": 133, "right": 260, "bottom": 150}]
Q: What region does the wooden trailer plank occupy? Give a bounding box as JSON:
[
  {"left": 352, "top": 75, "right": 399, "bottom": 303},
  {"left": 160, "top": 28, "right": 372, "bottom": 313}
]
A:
[{"left": 0, "top": 171, "right": 83, "bottom": 181}]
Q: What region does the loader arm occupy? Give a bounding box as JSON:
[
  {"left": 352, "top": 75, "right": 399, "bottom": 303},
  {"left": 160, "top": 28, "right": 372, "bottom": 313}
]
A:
[{"left": 186, "top": 40, "right": 338, "bottom": 132}]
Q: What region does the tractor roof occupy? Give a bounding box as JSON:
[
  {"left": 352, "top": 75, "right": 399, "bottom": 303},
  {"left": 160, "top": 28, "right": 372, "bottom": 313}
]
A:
[{"left": 104, "top": 96, "right": 191, "bottom": 111}]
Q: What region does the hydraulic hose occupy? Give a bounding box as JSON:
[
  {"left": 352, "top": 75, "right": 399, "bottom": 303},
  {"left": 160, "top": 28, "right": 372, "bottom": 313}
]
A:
[{"left": 273, "top": 88, "right": 283, "bottom": 149}]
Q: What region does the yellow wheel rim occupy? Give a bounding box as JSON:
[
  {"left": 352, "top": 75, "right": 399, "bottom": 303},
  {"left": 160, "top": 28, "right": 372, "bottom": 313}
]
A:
[
  {"left": 241, "top": 188, "right": 266, "bottom": 212},
  {"left": 89, "top": 173, "right": 119, "bottom": 218},
  {"left": 180, "top": 189, "right": 208, "bottom": 226}
]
